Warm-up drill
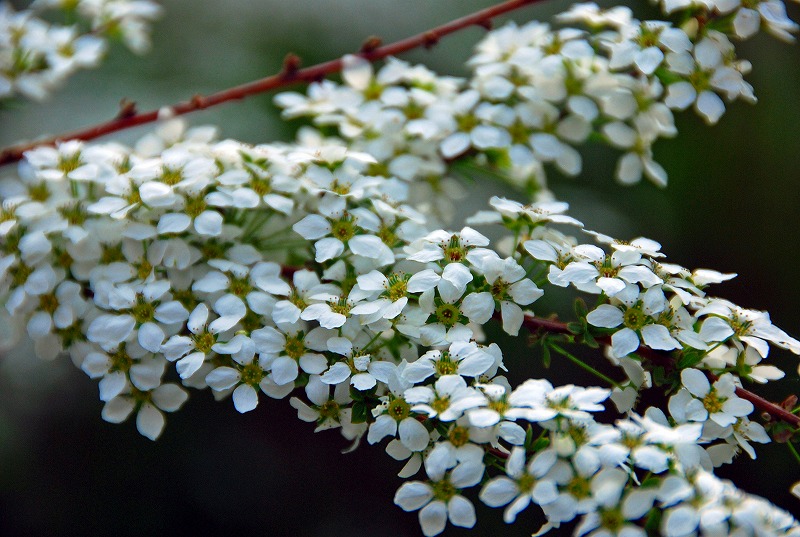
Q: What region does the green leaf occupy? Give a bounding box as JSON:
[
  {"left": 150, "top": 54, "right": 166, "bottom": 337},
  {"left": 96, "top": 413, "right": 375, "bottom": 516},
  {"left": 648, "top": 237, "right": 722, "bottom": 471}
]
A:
[
  {"left": 573, "top": 298, "right": 588, "bottom": 319},
  {"left": 542, "top": 343, "right": 551, "bottom": 368},
  {"left": 582, "top": 330, "right": 599, "bottom": 349},
  {"left": 644, "top": 508, "right": 663, "bottom": 535},
  {"left": 567, "top": 322, "right": 584, "bottom": 335},
  {"left": 351, "top": 402, "right": 367, "bottom": 424}
]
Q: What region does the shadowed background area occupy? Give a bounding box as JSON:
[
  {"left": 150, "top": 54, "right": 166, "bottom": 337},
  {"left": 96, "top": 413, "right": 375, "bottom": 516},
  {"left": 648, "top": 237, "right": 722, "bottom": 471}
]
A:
[{"left": 1, "top": 1, "right": 799, "bottom": 535}]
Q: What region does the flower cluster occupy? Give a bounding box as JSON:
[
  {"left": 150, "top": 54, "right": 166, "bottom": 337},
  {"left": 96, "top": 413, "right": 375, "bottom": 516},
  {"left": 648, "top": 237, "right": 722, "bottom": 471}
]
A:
[
  {"left": 0, "top": 107, "right": 797, "bottom": 533},
  {"left": 1, "top": 0, "right": 799, "bottom": 535},
  {"left": 0, "top": 0, "right": 161, "bottom": 101},
  {"left": 275, "top": 0, "right": 797, "bottom": 191}
]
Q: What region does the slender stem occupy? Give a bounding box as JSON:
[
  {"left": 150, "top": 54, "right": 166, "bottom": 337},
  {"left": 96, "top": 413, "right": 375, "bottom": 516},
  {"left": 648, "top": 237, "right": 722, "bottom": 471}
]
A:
[
  {"left": 548, "top": 342, "right": 622, "bottom": 389},
  {"left": 788, "top": 441, "right": 800, "bottom": 465},
  {"left": 0, "top": 0, "right": 544, "bottom": 167}
]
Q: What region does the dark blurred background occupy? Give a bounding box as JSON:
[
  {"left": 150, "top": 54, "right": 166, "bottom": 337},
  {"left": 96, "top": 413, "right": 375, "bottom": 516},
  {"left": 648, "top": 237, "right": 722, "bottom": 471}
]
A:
[{"left": 1, "top": 1, "right": 799, "bottom": 535}]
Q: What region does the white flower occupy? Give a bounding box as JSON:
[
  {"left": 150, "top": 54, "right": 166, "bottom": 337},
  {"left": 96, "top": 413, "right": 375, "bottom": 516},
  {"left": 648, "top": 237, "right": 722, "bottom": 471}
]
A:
[
  {"left": 480, "top": 446, "right": 559, "bottom": 522},
  {"left": 319, "top": 335, "right": 396, "bottom": 391},
  {"left": 670, "top": 369, "right": 754, "bottom": 427},
  {"left": 368, "top": 394, "right": 430, "bottom": 452},
  {"left": 393, "top": 452, "right": 484, "bottom": 536},
  {"left": 403, "top": 341, "right": 496, "bottom": 384},
  {"left": 404, "top": 375, "right": 484, "bottom": 422},
  {"left": 586, "top": 285, "right": 681, "bottom": 357},
  {"left": 205, "top": 335, "right": 270, "bottom": 413},
  {"left": 101, "top": 383, "right": 188, "bottom": 440},
  {"left": 292, "top": 193, "right": 394, "bottom": 265}
]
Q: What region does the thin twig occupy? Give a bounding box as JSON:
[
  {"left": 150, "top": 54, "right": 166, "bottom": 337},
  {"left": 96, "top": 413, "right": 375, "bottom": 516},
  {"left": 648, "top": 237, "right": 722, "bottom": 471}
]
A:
[{"left": 0, "top": 0, "right": 542, "bottom": 167}]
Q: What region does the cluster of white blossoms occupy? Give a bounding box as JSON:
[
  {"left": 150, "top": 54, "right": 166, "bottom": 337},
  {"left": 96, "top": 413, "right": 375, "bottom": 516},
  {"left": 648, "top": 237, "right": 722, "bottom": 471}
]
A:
[
  {"left": 0, "top": 0, "right": 161, "bottom": 101},
  {"left": 276, "top": 0, "right": 798, "bottom": 189},
  {"left": 1, "top": 0, "right": 800, "bottom": 535},
  {"left": 0, "top": 108, "right": 798, "bottom": 534}
]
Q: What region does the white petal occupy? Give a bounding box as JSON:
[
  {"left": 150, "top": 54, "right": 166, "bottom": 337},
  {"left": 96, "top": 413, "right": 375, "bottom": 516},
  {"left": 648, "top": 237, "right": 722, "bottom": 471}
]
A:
[
  {"left": 271, "top": 356, "right": 299, "bottom": 386},
  {"left": 447, "top": 495, "right": 476, "bottom": 528},
  {"left": 399, "top": 417, "right": 430, "bottom": 452},
  {"left": 232, "top": 384, "right": 259, "bottom": 413},
  {"left": 194, "top": 211, "right": 223, "bottom": 236},
  {"left": 136, "top": 403, "right": 165, "bottom": 440},
  {"left": 419, "top": 501, "right": 447, "bottom": 537}
]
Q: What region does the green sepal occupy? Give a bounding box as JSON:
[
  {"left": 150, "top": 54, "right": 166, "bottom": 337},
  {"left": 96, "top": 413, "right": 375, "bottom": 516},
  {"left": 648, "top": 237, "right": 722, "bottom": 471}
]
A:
[
  {"left": 573, "top": 297, "right": 589, "bottom": 319},
  {"left": 644, "top": 508, "right": 663, "bottom": 536},
  {"left": 541, "top": 341, "right": 552, "bottom": 368},
  {"left": 351, "top": 402, "right": 368, "bottom": 424},
  {"left": 567, "top": 322, "right": 584, "bottom": 335}
]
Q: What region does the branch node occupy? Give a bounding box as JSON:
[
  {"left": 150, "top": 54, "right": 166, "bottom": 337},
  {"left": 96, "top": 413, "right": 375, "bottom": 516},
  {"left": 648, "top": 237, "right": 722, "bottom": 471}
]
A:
[
  {"left": 476, "top": 19, "right": 493, "bottom": 30},
  {"left": 116, "top": 99, "right": 137, "bottom": 120},
  {"left": 190, "top": 94, "right": 208, "bottom": 109},
  {"left": 360, "top": 35, "right": 383, "bottom": 54},
  {"left": 422, "top": 31, "right": 440, "bottom": 48},
  {"left": 281, "top": 53, "right": 302, "bottom": 78}
]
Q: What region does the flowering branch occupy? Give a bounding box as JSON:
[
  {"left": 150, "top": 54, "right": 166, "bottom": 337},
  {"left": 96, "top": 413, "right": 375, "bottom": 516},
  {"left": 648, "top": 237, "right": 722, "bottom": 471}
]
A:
[
  {"left": 519, "top": 314, "right": 800, "bottom": 428},
  {"left": 3, "top": 0, "right": 800, "bottom": 533},
  {"left": 0, "top": 0, "right": 542, "bottom": 167}
]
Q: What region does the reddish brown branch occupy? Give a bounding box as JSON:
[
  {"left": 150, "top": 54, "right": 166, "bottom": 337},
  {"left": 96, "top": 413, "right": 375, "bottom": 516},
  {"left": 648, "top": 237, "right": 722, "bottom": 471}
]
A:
[
  {"left": 519, "top": 314, "right": 800, "bottom": 428},
  {"left": 0, "top": 0, "right": 542, "bottom": 167}
]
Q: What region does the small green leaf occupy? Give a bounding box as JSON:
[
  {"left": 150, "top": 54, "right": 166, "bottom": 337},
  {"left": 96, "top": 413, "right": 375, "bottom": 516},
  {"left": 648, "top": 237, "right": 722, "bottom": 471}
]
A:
[
  {"left": 573, "top": 298, "right": 588, "bottom": 319},
  {"left": 542, "top": 343, "right": 551, "bottom": 368},
  {"left": 351, "top": 402, "right": 367, "bottom": 424},
  {"left": 567, "top": 322, "right": 584, "bottom": 335}
]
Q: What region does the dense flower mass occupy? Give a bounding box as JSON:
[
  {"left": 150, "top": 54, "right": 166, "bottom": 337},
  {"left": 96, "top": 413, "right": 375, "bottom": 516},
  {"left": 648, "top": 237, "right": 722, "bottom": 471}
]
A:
[
  {"left": 0, "top": 0, "right": 161, "bottom": 101},
  {"left": 1, "top": 0, "right": 800, "bottom": 535}
]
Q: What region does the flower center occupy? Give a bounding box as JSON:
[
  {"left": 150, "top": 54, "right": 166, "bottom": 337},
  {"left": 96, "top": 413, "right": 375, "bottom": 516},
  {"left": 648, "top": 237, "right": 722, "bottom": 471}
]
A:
[
  {"left": 488, "top": 398, "right": 510, "bottom": 415},
  {"left": 58, "top": 152, "right": 82, "bottom": 173},
  {"left": 599, "top": 507, "right": 625, "bottom": 532},
  {"left": 431, "top": 477, "right": 457, "bottom": 502},
  {"left": 443, "top": 235, "right": 466, "bottom": 263},
  {"left": 250, "top": 177, "right": 272, "bottom": 196},
  {"left": 110, "top": 345, "right": 133, "bottom": 372},
  {"left": 240, "top": 362, "right": 265, "bottom": 386},
  {"left": 384, "top": 273, "right": 409, "bottom": 302},
  {"left": 388, "top": 397, "right": 411, "bottom": 422},
  {"left": 39, "top": 293, "right": 59, "bottom": 315},
  {"left": 135, "top": 259, "right": 153, "bottom": 280},
  {"left": 434, "top": 352, "right": 457, "bottom": 376},
  {"left": 59, "top": 203, "right": 87, "bottom": 225},
  {"left": 289, "top": 289, "right": 307, "bottom": 310},
  {"left": 490, "top": 278, "right": 509, "bottom": 300},
  {"left": 101, "top": 244, "right": 125, "bottom": 264},
  {"left": 623, "top": 306, "right": 646, "bottom": 330},
  {"left": 131, "top": 295, "right": 156, "bottom": 324},
  {"left": 185, "top": 196, "right": 207, "bottom": 218},
  {"left": 328, "top": 297, "right": 351, "bottom": 316},
  {"left": 284, "top": 335, "right": 305, "bottom": 360},
  {"left": 517, "top": 473, "right": 536, "bottom": 493},
  {"left": 431, "top": 396, "right": 450, "bottom": 414},
  {"left": 331, "top": 217, "right": 355, "bottom": 242},
  {"left": 229, "top": 275, "right": 252, "bottom": 297},
  {"left": 28, "top": 183, "right": 51, "bottom": 202},
  {"left": 160, "top": 166, "right": 183, "bottom": 185},
  {"left": 192, "top": 331, "right": 216, "bottom": 354},
  {"left": 702, "top": 388, "right": 724, "bottom": 414},
  {"left": 566, "top": 475, "right": 591, "bottom": 499},
  {"left": 448, "top": 426, "right": 470, "bottom": 447},
  {"left": 318, "top": 400, "right": 340, "bottom": 421},
  {"left": 435, "top": 303, "right": 461, "bottom": 328},
  {"left": 456, "top": 113, "right": 478, "bottom": 133}
]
